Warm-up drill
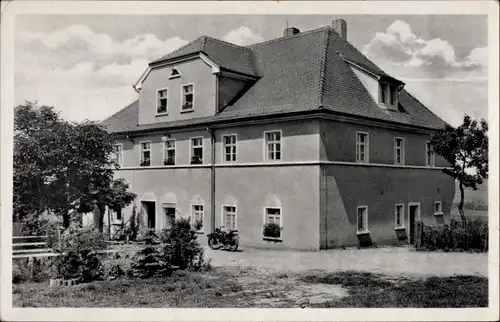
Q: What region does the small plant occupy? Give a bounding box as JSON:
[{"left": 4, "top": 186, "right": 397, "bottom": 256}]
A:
[
  {"left": 140, "top": 159, "right": 151, "bottom": 166},
  {"left": 263, "top": 222, "right": 281, "bottom": 239},
  {"left": 163, "top": 157, "right": 175, "bottom": 166},
  {"left": 182, "top": 102, "right": 193, "bottom": 110},
  {"left": 194, "top": 219, "right": 203, "bottom": 231},
  {"left": 190, "top": 155, "right": 202, "bottom": 165}
]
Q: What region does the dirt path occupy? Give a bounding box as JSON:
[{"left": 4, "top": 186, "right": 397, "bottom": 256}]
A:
[{"left": 205, "top": 246, "right": 488, "bottom": 277}]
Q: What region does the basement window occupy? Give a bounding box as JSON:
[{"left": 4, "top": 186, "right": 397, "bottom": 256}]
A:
[
  {"left": 357, "top": 206, "right": 369, "bottom": 234},
  {"left": 434, "top": 202, "right": 443, "bottom": 215}
]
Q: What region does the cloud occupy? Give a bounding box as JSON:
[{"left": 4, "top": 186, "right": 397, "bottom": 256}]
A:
[
  {"left": 363, "top": 20, "right": 487, "bottom": 79},
  {"left": 18, "top": 24, "right": 188, "bottom": 62},
  {"left": 15, "top": 24, "right": 191, "bottom": 121},
  {"left": 223, "top": 26, "right": 264, "bottom": 46}
]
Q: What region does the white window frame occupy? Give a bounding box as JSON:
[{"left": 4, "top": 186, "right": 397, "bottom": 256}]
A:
[
  {"left": 356, "top": 206, "right": 369, "bottom": 234},
  {"left": 163, "top": 139, "right": 176, "bottom": 166},
  {"left": 190, "top": 137, "right": 204, "bottom": 164},
  {"left": 139, "top": 141, "right": 152, "bottom": 166},
  {"left": 434, "top": 201, "right": 443, "bottom": 216},
  {"left": 394, "top": 137, "right": 405, "bottom": 165},
  {"left": 395, "top": 204, "right": 405, "bottom": 229},
  {"left": 113, "top": 143, "right": 123, "bottom": 167},
  {"left": 191, "top": 203, "right": 204, "bottom": 233},
  {"left": 426, "top": 141, "right": 436, "bottom": 167},
  {"left": 221, "top": 204, "right": 237, "bottom": 231},
  {"left": 263, "top": 130, "right": 282, "bottom": 162},
  {"left": 181, "top": 83, "right": 195, "bottom": 112},
  {"left": 262, "top": 207, "right": 283, "bottom": 240},
  {"left": 356, "top": 132, "right": 369, "bottom": 163},
  {"left": 156, "top": 87, "right": 169, "bottom": 115},
  {"left": 222, "top": 134, "right": 237, "bottom": 163}
]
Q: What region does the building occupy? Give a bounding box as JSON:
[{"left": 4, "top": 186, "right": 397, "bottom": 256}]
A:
[{"left": 101, "top": 20, "right": 455, "bottom": 250}]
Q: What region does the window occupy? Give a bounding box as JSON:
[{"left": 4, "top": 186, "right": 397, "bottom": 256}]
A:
[
  {"left": 394, "top": 137, "right": 405, "bottom": 165},
  {"left": 426, "top": 142, "right": 435, "bottom": 166},
  {"left": 357, "top": 206, "right": 368, "bottom": 233},
  {"left": 356, "top": 132, "right": 369, "bottom": 163},
  {"left": 395, "top": 204, "right": 404, "bottom": 228},
  {"left": 191, "top": 137, "right": 203, "bottom": 164},
  {"left": 434, "top": 201, "right": 443, "bottom": 215},
  {"left": 265, "top": 131, "right": 282, "bottom": 161},
  {"left": 191, "top": 204, "right": 204, "bottom": 231},
  {"left": 115, "top": 208, "right": 122, "bottom": 221},
  {"left": 169, "top": 68, "right": 180, "bottom": 79},
  {"left": 157, "top": 88, "right": 168, "bottom": 114},
  {"left": 380, "top": 83, "right": 387, "bottom": 103},
  {"left": 163, "top": 139, "right": 175, "bottom": 165},
  {"left": 222, "top": 134, "right": 237, "bottom": 163},
  {"left": 113, "top": 144, "right": 123, "bottom": 167},
  {"left": 222, "top": 206, "right": 237, "bottom": 231},
  {"left": 140, "top": 142, "right": 151, "bottom": 166},
  {"left": 182, "top": 84, "right": 194, "bottom": 111},
  {"left": 263, "top": 208, "right": 282, "bottom": 239},
  {"left": 390, "top": 86, "right": 397, "bottom": 105}
]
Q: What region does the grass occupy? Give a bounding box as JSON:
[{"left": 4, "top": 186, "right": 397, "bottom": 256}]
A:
[
  {"left": 301, "top": 271, "right": 488, "bottom": 308},
  {"left": 13, "top": 267, "right": 488, "bottom": 308}
]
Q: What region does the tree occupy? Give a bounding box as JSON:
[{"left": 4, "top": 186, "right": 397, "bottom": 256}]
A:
[
  {"left": 14, "top": 102, "right": 136, "bottom": 230},
  {"left": 430, "top": 114, "right": 488, "bottom": 224}
]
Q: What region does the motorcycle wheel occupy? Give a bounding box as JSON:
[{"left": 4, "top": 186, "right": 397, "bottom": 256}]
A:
[
  {"left": 208, "top": 236, "right": 223, "bottom": 250},
  {"left": 227, "top": 241, "right": 239, "bottom": 252}
]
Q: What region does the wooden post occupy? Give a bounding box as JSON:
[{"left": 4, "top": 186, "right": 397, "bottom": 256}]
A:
[{"left": 57, "top": 226, "right": 61, "bottom": 250}]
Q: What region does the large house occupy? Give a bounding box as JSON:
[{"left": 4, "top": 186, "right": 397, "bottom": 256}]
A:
[{"left": 101, "top": 20, "right": 455, "bottom": 250}]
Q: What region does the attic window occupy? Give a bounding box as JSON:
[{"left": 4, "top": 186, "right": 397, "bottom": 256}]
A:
[
  {"left": 169, "top": 68, "right": 180, "bottom": 79},
  {"left": 379, "top": 83, "right": 399, "bottom": 108}
]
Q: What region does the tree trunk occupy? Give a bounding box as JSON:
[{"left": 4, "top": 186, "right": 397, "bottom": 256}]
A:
[
  {"left": 92, "top": 204, "right": 101, "bottom": 232},
  {"left": 458, "top": 181, "right": 467, "bottom": 227},
  {"left": 62, "top": 211, "right": 70, "bottom": 229}
]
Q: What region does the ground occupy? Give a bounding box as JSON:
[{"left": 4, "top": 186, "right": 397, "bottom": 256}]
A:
[{"left": 13, "top": 246, "right": 488, "bottom": 308}]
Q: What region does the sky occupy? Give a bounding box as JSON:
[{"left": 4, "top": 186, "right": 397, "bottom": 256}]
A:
[{"left": 14, "top": 15, "right": 488, "bottom": 126}]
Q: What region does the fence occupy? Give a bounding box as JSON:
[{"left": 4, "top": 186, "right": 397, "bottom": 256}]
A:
[{"left": 12, "top": 235, "right": 58, "bottom": 259}]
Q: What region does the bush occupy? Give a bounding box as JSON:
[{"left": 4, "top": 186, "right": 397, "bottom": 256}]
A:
[
  {"left": 421, "top": 218, "right": 488, "bottom": 252},
  {"left": 263, "top": 222, "right": 281, "bottom": 238},
  {"left": 49, "top": 228, "right": 108, "bottom": 282}
]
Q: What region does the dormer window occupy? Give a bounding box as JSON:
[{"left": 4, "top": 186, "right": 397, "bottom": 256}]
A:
[
  {"left": 379, "top": 82, "right": 398, "bottom": 108},
  {"left": 169, "top": 68, "right": 180, "bottom": 79}
]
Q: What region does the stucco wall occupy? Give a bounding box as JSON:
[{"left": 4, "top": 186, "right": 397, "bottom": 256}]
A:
[
  {"left": 319, "top": 164, "right": 455, "bottom": 248},
  {"left": 138, "top": 58, "right": 216, "bottom": 125},
  {"left": 320, "top": 119, "right": 448, "bottom": 166},
  {"left": 218, "top": 76, "right": 247, "bottom": 111},
  {"left": 115, "top": 165, "right": 321, "bottom": 250},
  {"left": 214, "top": 120, "right": 320, "bottom": 164},
  {"left": 215, "top": 166, "right": 321, "bottom": 250},
  {"left": 117, "top": 129, "right": 212, "bottom": 167}
]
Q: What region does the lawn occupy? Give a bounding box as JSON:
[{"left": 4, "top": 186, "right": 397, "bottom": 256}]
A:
[{"left": 13, "top": 267, "right": 487, "bottom": 308}]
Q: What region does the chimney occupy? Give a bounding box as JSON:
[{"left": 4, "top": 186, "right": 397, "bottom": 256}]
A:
[
  {"left": 332, "top": 19, "right": 347, "bottom": 39},
  {"left": 283, "top": 27, "right": 300, "bottom": 37}
]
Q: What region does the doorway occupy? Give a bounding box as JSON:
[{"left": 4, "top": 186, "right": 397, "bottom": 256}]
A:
[
  {"left": 141, "top": 201, "right": 156, "bottom": 229},
  {"left": 164, "top": 206, "right": 176, "bottom": 229},
  {"left": 408, "top": 202, "right": 420, "bottom": 244}
]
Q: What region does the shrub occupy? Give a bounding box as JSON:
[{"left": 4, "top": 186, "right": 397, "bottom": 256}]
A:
[
  {"left": 263, "top": 222, "right": 281, "bottom": 238},
  {"left": 160, "top": 218, "right": 205, "bottom": 270},
  {"left": 421, "top": 218, "right": 488, "bottom": 252},
  {"left": 49, "top": 228, "right": 108, "bottom": 282}
]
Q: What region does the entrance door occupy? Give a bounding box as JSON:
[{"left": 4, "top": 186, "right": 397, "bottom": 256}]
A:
[
  {"left": 141, "top": 201, "right": 156, "bottom": 229},
  {"left": 408, "top": 203, "right": 420, "bottom": 244},
  {"left": 164, "top": 207, "right": 176, "bottom": 229}
]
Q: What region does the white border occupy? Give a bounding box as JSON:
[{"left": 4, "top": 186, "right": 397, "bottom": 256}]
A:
[
  {"left": 395, "top": 203, "right": 405, "bottom": 229},
  {"left": 139, "top": 140, "right": 152, "bottom": 166},
  {"left": 394, "top": 137, "right": 405, "bottom": 165},
  {"left": 262, "top": 206, "right": 283, "bottom": 241},
  {"left": 190, "top": 202, "right": 205, "bottom": 233},
  {"left": 355, "top": 131, "right": 369, "bottom": 163},
  {"left": 189, "top": 136, "right": 204, "bottom": 164},
  {"left": 220, "top": 204, "right": 237, "bottom": 231},
  {"left": 434, "top": 201, "right": 443, "bottom": 216},
  {"left": 155, "top": 87, "right": 169, "bottom": 116},
  {"left": 356, "top": 205, "right": 369, "bottom": 234},
  {"left": 180, "top": 83, "right": 195, "bottom": 113},
  {"left": 263, "top": 129, "right": 283, "bottom": 162},
  {"left": 1, "top": 2, "right": 498, "bottom": 321},
  {"left": 163, "top": 138, "right": 176, "bottom": 166},
  {"left": 221, "top": 133, "right": 238, "bottom": 163}
]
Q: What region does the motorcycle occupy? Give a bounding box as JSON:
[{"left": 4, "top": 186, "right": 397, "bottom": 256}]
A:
[{"left": 207, "top": 227, "right": 239, "bottom": 251}]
